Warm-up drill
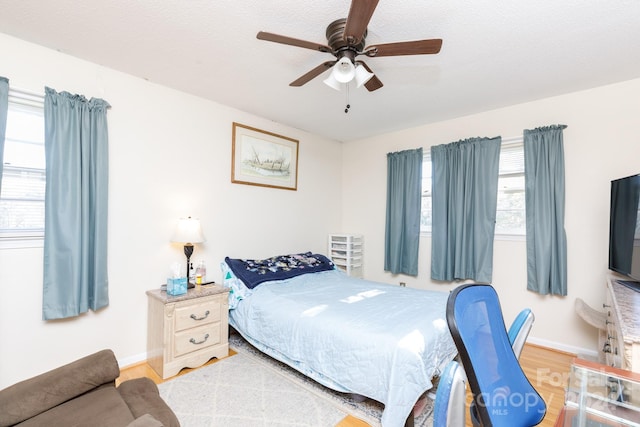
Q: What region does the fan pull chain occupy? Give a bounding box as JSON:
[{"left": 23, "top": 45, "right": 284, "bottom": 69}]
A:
[{"left": 345, "top": 83, "right": 351, "bottom": 113}]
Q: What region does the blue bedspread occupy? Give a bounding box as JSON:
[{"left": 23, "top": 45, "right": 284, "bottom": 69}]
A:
[{"left": 227, "top": 269, "right": 457, "bottom": 427}]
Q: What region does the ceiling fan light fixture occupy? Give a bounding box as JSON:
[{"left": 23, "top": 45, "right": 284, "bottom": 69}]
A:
[
  {"left": 331, "top": 57, "right": 356, "bottom": 83},
  {"left": 354, "top": 64, "right": 374, "bottom": 88},
  {"left": 257, "top": 1, "right": 443, "bottom": 92},
  {"left": 323, "top": 73, "right": 342, "bottom": 91}
]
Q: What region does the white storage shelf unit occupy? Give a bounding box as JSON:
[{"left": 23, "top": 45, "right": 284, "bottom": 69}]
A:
[{"left": 328, "top": 234, "right": 363, "bottom": 278}]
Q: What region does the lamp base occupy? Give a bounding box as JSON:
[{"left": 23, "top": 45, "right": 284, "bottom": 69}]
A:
[{"left": 183, "top": 243, "right": 194, "bottom": 286}]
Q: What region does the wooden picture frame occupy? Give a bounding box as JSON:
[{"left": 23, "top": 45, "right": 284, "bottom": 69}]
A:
[{"left": 231, "top": 122, "right": 299, "bottom": 191}]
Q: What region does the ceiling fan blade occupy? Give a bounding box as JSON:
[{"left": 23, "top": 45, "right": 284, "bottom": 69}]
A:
[
  {"left": 365, "top": 39, "right": 443, "bottom": 57},
  {"left": 290, "top": 61, "right": 336, "bottom": 87},
  {"left": 364, "top": 75, "right": 383, "bottom": 92},
  {"left": 343, "top": 0, "right": 379, "bottom": 45},
  {"left": 357, "top": 61, "right": 383, "bottom": 92},
  {"left": 257, "top": 31, "right": 332, "bottom": 53}
]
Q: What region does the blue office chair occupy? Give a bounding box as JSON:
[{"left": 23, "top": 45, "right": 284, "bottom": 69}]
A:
[
  {"left": 433, "top": 306, "right": 536, "bottom": 427},
  {"left": 444, "top": 284, "right": 546, "bottom": 427}
]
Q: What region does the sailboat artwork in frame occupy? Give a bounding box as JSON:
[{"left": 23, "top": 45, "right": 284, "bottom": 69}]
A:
[{"left": 231, "top": 122, "right": 299, "bottom": 191}]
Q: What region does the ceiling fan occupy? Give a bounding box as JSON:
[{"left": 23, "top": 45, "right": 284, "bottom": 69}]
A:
[{"left": 256, "top": 0, "right": 442, "bottom": 92}]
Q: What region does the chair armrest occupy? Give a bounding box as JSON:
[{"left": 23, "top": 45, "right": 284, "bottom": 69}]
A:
[
  {"left": 508, "top": 308, "right": 535, "bottom": 359},
  {"left": 433, "top": 360, "right": 467, "bottom": 427},
  {"left": 0, "top": 349, "right": 120, "bottom": 426}
]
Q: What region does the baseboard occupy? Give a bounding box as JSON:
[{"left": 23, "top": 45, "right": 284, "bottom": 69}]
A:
[
  {"left": 528, "top": 336, "right": 598, "bottom": 359},
  {"left": 118, "top": 351, "right": 148, "bottom": 369},
  {"left": 116, "top": 339, "right": 598, "bottom": 371}
]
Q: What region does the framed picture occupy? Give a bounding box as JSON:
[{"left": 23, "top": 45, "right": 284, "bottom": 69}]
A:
[{"left": 231, "top": 122, "right": 299, "bottom": 191}]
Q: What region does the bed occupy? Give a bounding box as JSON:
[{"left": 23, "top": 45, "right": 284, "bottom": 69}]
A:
[{"left": 221, "top": 252, "right": 457, "bottom": 427}]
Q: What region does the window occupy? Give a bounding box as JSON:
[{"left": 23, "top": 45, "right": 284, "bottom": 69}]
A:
[
  {"left": 0, "top": 90, "right": 45, "bottom": 241},
  {"left": 421, "top": 151, "right": 433, "bottom": 232},
  {"left": 494, "top": 140, "right": 526, "bottom": 235},
  {"left": 421, "top": 138, "right": 526, "bottom": 236}
]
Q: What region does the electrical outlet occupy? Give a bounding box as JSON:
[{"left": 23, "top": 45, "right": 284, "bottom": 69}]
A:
[{"left": 399, "top": 282, "right": 406, "bottom": 287}]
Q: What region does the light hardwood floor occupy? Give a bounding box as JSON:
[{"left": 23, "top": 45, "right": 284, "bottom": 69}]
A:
[
  {"left": 115, "top": 348, "right": 238, "bottom": 386},
  {"left": 119, "top": 344, "right": 575, "bottom": 427}
]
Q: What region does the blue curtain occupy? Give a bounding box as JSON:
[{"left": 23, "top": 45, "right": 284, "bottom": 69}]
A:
[
  {"left": 384, "top": 148, "right": 423, "bottom": 276},
  {"left": 524, "top": 125, "right": 568, "bottom": 296},
  {"left": 0, "top": 77, "right": 8, "bottom": 194},
  {"left": 431, "top": 137, "right": 501, "bottom": 283},
  {"left": 43, "top": 87, "right": 111, "bottom": 320}
]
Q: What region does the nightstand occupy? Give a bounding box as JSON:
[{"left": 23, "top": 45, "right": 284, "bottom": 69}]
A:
[{"left": 146, "top": 284, "right": 229, "bottom": 379}]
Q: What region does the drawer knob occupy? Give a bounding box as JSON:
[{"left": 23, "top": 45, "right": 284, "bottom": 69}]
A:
[
  {"left": 190, "top": 310, "right": 210, "bottom": 321},
  {"left": 190, "top": 333, "right": 210, "bottom": 345}
]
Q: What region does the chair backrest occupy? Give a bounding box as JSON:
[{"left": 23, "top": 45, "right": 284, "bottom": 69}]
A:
[{"left": 446, "top": 284, "right": 546, "bottom": 427}]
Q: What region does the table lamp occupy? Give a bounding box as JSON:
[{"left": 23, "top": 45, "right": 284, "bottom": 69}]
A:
[{"left": 171, "top": 217, "right": 205, "bottom": 284}]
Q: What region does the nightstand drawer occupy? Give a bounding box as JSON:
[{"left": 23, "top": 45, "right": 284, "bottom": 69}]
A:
[
  {"left": 174, "top": 323, "right": 221, "bottom": 357},
  {"left": 174, "top": 299, "right": 221, "bottom": 332}
]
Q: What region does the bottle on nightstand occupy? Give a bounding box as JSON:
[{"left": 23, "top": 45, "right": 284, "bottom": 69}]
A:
[
  {"left": 189, "top": 262, "right": 195, "bottom": 284},
  {"left": 195, "top": 260, "right": 207, "bottom": 285}
]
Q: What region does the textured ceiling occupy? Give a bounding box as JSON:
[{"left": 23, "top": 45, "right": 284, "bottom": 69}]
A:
[{"left": 1, "top": 0, "right": 640, "bottom": 141}]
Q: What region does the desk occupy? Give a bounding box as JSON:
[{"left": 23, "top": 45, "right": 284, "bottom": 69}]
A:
[
  {"left": 605, "top": 276, "right": 640, "bottom": 373},
  {"left": 555, "top": 358, "right": 640, "bottom": 426}
]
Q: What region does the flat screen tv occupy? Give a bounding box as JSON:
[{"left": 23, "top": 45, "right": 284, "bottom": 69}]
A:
[{"left": 609, "top": 174, "right": 640, "bottom": 283}]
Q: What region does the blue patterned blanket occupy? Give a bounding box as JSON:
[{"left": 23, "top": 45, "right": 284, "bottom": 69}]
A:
[{"left": 224, "top": 252, "right": 334, "bottom": 289}]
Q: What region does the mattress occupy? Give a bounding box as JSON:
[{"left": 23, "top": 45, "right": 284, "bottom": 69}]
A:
[{"left": 225, "top": 268, "right": 457, "bottom": 427}]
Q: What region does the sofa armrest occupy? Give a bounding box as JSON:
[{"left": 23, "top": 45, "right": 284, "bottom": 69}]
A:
[
  {"left": 126, "top": 414, "right": 165, "bottom": 427},
  {"left": 118, "top": 378, "right": 180, "bottom": 427},
  {"left": 0, "top": 349, "right": 120, "bottom": 427}
]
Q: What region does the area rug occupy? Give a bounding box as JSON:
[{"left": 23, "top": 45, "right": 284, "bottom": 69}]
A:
[
  {"left": 158, "top": 334, "right": 436, "bottom": 426},
  {"left": 158, "top": 351, "right": 349, "bottom": 426}
]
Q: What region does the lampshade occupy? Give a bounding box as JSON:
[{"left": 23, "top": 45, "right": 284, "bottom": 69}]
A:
[
  {"left": 323, "top": 73, "right": 342, "bottom": 91},
  {"left": 354, "top": 64, "right": 374, "bottom": 88},
  {"left": 171, "top": 217, "right": 205, "bottom": 244},
  {"left": 331, "top": 57, "right": 356, "bottom": 83},
  {"left": 323, "top": 58, "right": 373, "bottom": 91}
]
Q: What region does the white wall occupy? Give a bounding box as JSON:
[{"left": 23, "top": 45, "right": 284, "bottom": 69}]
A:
[
  {"left": 0, "top": 34, "right": 343, "bottom": 388},
  {"left": 341, "top": 78, "right": 640, "bottom": 355}
]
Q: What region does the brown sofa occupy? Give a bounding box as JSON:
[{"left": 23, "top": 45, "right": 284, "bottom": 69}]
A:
[{"left": 0, "top": 349, "right": 180, "bottom": 427}]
